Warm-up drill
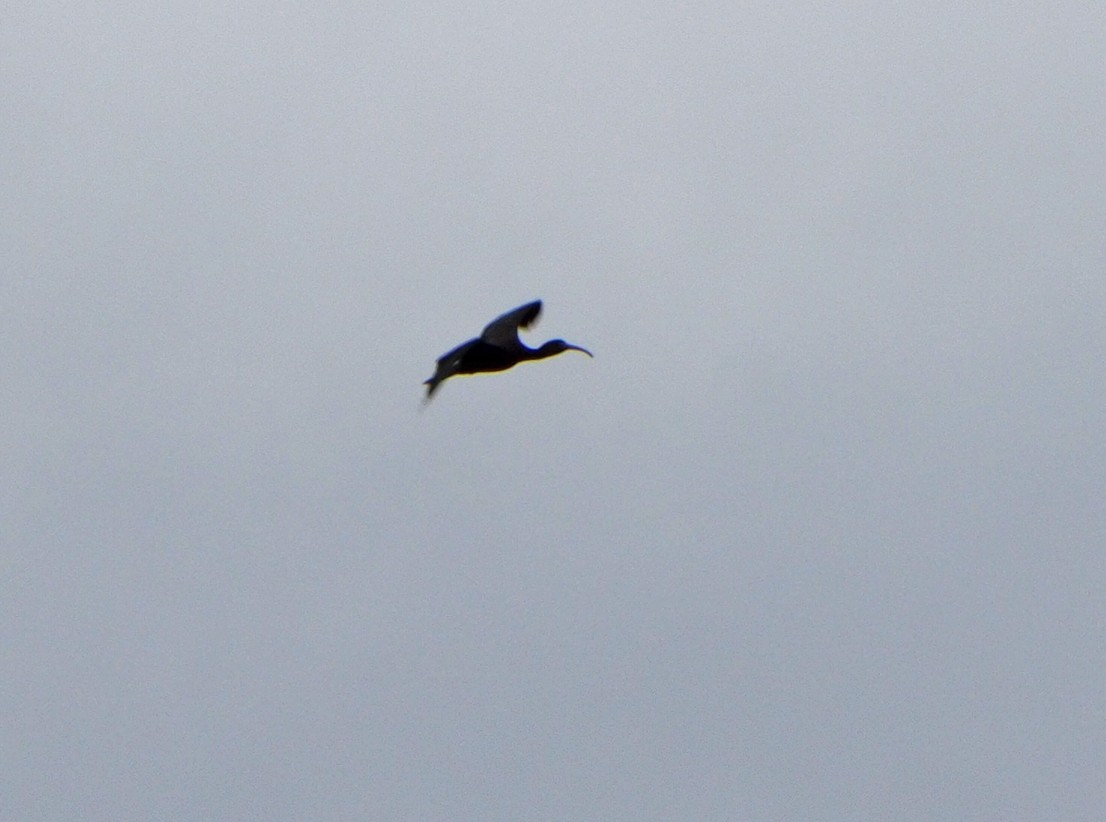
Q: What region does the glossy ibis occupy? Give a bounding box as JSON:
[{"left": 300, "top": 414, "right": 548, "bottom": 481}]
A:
[{"left": 423, "top": 300, "right": 592, "bottom": 399}]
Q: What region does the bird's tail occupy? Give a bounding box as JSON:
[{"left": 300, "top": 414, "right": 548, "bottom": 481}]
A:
[{"left": 422, "top": 375, "right": 443, "bottom": 401}]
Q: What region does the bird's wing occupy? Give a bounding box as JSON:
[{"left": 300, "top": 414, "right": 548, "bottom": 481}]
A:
[
  {"left": 480, "top": 300, "right": 542, "bottom": 349},
  {"left": 423, "top": 338, "right": 478, "bottom": 399},
  {"left": 434, "top": 338, "right": 478, "bottom": 368}
]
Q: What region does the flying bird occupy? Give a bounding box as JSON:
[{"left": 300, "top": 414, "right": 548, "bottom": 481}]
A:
[{"left": 423, "top": 300, "right": 592, "bottom": 399}]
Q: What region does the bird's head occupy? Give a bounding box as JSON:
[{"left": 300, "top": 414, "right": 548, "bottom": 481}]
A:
[{"left": 539, "top": 339, "right": 594, "bottom": 359}]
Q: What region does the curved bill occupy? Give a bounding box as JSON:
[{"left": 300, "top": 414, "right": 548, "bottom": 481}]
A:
[{"left": 565, "top": 343, "right": 594, "bottom": 358}]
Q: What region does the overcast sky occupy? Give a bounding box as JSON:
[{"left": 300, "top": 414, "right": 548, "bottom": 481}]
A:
[{"left": 4, "top": 3, "right": 1105, "bottom": 820}]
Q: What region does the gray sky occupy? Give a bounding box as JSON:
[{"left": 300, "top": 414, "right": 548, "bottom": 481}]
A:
[{"left": 4, "top": 2, "right": 1105, "bottom": 819}]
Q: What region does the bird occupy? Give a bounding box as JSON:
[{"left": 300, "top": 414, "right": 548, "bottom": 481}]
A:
[{"left": 423, "top": 300, "right": 592, "bottom": 399}]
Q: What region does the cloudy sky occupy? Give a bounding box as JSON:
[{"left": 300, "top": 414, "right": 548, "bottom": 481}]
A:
[{"left": 4, "top": 2, "right": 1105, "bottom": 819}]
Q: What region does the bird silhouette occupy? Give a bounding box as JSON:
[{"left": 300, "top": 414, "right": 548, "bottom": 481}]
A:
[{"left": 423, "top": 300, "right": 592, "bottom": 399}]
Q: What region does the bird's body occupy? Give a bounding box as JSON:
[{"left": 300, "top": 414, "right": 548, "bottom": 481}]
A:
[{"left": 423, "top": 300, "right": 592, "bottom": 399}]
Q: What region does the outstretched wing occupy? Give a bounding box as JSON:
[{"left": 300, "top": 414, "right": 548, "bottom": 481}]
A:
[
  {"left": 424, "top": 338, "right": 479, "bottom": 399},
  {"left": 479, "top": 300, "right": 542, "bottom": 349},
  {"left": 434, "top": 338, "right": 478, "bottom": 369}
]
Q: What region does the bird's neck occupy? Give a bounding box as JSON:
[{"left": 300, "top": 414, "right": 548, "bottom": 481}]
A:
[{"left": 525, "top": 342, "right": 560, "bottom": 360}]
